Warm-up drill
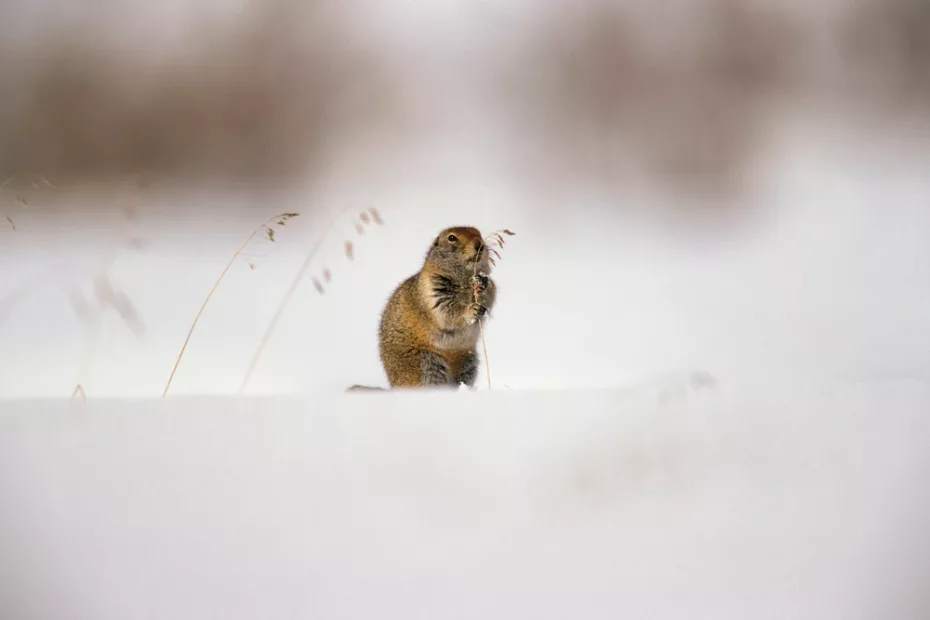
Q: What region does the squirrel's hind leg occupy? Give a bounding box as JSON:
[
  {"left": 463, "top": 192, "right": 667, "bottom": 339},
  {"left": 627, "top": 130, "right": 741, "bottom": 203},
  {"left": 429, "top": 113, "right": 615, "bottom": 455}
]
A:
[
  {"left": 455, "top": 352, "right": 480, "bottom": 388},
  {"left": 420, "top": 351, "right": 459, "bottom": 388}
]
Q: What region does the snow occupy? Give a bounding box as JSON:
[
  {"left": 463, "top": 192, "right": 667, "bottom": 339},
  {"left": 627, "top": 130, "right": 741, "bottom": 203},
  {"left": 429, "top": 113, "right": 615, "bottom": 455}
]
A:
[{"left": 1, "top": 382, "right": 929, "bottom": 619}]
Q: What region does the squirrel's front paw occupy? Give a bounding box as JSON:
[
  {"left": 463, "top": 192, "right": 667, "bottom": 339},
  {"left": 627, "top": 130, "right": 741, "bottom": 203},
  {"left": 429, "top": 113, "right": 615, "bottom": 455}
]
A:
[
  {"left": 471, "top": 273, "right": 489, "bottom": 294},
  {"left": 467, "top": 303, "right": 488, "bottom": 324}
]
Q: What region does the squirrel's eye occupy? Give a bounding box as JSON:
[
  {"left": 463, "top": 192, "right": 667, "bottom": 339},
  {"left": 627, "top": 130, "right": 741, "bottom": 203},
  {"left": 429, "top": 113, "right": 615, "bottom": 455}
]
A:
[{"left": 447, "top": 234, "right": 458, "bottom": 243}]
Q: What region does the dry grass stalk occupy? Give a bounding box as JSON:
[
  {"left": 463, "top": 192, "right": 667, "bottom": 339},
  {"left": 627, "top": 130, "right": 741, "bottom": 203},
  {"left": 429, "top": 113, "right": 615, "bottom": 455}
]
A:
[
  {"left": 473, "top": 229, "right": 515, "bottom": 389},
  {"left": 71, "top": 185, "right": 150, "bottom": 395},
  {"left": 2, "top": 174, "right": 58, "bottom": 232},
  {"left": 238, "top": 207, "right": 384, "bottom": 394},
  {"left": 162, "top": 211, "right": 299, "bottom": 398},
  {"left": 2, "top": 176, "right": 17, "bottom": 232},
  {"left": 0, "top": 178, "right": 63, "bottom": 334},
  {"left": 71, "top": 384, "right": 86, "bottom": 403},
  {"left": 1, "top": 176, "right": 148, "bottom": 396}
]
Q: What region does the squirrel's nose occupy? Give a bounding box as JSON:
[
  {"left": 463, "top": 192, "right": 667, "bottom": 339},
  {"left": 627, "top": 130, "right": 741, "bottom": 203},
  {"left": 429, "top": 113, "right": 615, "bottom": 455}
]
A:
[{"left": 473, "top": 239, "right": 483, "bottom": 253}]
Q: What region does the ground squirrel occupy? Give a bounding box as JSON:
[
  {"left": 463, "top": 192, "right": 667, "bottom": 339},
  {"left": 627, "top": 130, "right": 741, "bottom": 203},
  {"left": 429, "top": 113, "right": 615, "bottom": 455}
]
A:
[{"left": 377, "top": 226, "right": 497, "bottom": 389}]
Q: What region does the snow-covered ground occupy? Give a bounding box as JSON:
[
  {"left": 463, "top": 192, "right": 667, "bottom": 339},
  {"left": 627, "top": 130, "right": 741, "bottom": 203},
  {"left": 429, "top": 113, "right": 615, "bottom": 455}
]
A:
[{"left": 2, "top": 384, "right": 930, "bottom": 619}]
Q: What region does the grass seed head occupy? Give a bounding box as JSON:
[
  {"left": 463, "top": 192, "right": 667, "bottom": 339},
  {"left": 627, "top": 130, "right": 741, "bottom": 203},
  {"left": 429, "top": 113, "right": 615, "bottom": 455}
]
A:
[{"left": 470, "top": 227, "right": 516, "bottom": 390}]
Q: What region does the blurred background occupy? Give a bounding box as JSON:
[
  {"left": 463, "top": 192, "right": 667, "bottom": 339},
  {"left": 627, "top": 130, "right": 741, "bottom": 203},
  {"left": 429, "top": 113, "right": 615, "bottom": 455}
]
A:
[{"left": 1, "top": 0, "right": 929, "bottom": 397}]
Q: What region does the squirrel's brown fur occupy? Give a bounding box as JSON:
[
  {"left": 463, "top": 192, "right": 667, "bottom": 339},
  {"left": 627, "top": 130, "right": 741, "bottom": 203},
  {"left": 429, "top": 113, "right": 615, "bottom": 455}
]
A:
[{"left": 378, "top": 226, "right": 497, "bottom": 389}]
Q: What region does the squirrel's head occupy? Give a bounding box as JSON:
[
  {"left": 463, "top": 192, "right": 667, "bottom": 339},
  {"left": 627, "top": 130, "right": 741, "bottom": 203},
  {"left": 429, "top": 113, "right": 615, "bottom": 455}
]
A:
[{"left": 427, "top": 226, "right": 491, "bottom": 274}]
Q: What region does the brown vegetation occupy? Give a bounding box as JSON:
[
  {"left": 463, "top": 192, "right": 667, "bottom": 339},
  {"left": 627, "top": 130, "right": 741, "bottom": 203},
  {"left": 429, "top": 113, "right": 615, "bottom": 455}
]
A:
[{"left": 0, "top": 0, "right": 404, "bottom": 189}]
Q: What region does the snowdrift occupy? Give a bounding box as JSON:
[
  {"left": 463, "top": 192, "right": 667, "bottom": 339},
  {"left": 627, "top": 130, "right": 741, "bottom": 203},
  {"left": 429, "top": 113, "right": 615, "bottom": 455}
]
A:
[{"left": 2, "top": 380, "right": 929, "bottom": 619}]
